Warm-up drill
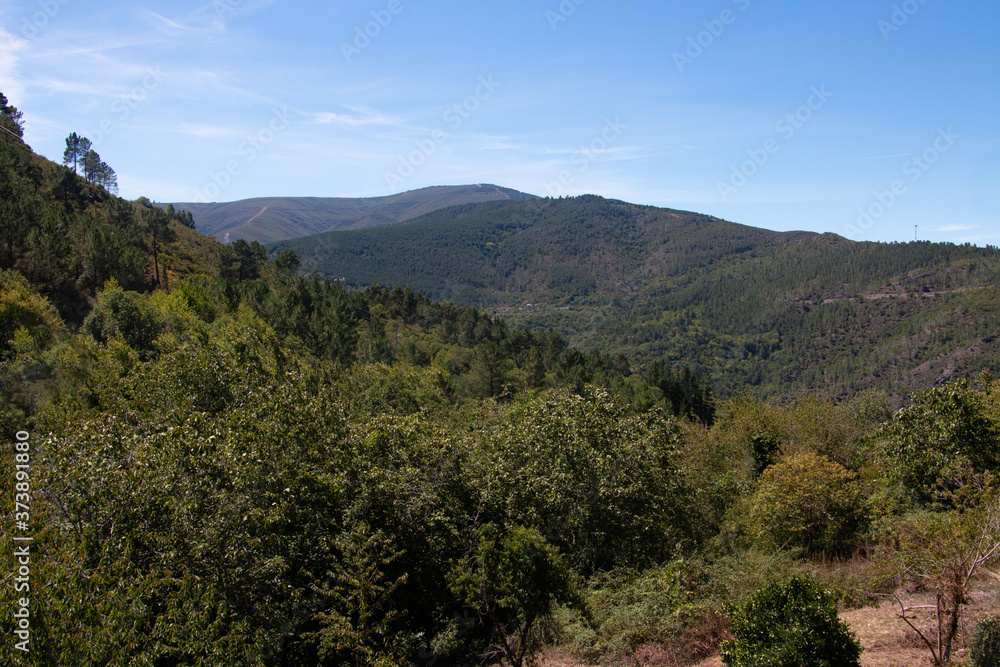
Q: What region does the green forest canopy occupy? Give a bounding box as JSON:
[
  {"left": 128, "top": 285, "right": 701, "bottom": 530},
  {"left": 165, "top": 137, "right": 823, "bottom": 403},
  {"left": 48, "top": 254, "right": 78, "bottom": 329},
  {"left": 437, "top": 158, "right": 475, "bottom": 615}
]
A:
[{"left": 3, "top": 93, "right": 1000, "bottom": 666}]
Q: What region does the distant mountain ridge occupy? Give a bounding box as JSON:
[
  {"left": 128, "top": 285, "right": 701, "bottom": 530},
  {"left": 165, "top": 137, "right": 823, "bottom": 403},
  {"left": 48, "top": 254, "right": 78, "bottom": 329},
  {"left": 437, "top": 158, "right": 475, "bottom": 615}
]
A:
[
  {"left": 270, "top": 195, "right": 1000, "bottom": 398},
  {"left": 270, "top": 196, "right": 800, "bottom": 307},
  {"left": 166, "top": 184, "right": 536, "bottom": 244}
]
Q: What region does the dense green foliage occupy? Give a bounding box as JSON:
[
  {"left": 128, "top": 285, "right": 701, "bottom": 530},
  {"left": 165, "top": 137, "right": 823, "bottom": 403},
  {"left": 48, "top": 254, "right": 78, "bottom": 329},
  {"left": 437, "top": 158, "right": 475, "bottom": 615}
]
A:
[
  {"left": 0, "top": 286, "right": 703, "bottom": 664},
  {"left": 6, "top": 266, "right": 993, "bottom": 664},
  {"left": 275, "top": 195, "right": 1000, "bottom": 400},
  {"left": 272, "top": 196, "right": 664, "bottom": 306},
  {"left": 0, "top": 131, "right": 216, "bottom": 323},
  {"left": 746, "top": 453, "right": 863, "bottom": 554},
  {"left": 5, "top": 95, "right": 1000, "bottom": 666},
  {"left": 720, "top": 577, "right": 862, "bottom": 667},
  {"left": 449, "top": 524, "right": 581, "bottom": 667},
  {"left": 870, "top": 378, "right": 1000, "bottom": 507},
  {"left": 971, "top": 616, "right": 1000, "bottom": 667},
  {"left": 0, "top": 91, "right": 24, "bottom": 140}
]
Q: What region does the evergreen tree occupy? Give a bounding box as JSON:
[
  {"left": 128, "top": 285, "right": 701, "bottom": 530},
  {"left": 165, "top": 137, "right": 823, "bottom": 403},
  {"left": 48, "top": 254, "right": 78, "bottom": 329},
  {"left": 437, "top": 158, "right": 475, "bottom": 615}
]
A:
[
  {"left": 0, "top": 135, "right": 41, "bottom": 267},
  {"left": 79, "top": 146, "right": 118, "bottom": 194},
  {"left": 230, "top": 239, "right": 267, "bottom": 281},
  {"left": 96, "top": 160, "right": 118, "bottom": 194},
  {"left": 0, "top": 91, "right": 25, "bottom": 141},
  {"left": 62, "top": 132, "right": 91, "bottom": 173},
  {"left": 647, "top": 361, "right": 715, "bottom": 424},
  {"left": 138, "top": 198, "right": 172, "bottom": 285},
  {"left": 83, "top": 149, "right": 100, "bottom": 184},
  {"left": 55, "top": 165, "right": 84, "bottom": 208},
  {"left": 273, "top": 248, "right": 300, "bottom": 273}
]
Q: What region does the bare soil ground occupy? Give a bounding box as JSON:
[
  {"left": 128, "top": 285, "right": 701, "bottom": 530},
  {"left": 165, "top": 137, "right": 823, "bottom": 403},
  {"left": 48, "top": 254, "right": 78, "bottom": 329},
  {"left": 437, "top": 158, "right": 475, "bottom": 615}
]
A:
[{"left": 540, "top": 588, "right": 1000, "bottom": 667}]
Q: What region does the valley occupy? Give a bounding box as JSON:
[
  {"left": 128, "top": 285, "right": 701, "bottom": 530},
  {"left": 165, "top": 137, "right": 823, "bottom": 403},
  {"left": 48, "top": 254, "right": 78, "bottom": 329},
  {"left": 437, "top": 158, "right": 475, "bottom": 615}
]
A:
[
  {"left": 268, "top": 195, "right": 1000, "bottom": 399},
  {"left": 2, "top": 94, "right": 1000, "bottom": 667}
]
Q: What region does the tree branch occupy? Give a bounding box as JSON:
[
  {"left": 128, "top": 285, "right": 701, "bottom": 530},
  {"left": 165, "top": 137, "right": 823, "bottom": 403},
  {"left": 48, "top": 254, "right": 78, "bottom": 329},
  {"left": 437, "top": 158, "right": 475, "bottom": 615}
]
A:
[{"left": 894, "top": 595, "right": 941, "bottom": 666}]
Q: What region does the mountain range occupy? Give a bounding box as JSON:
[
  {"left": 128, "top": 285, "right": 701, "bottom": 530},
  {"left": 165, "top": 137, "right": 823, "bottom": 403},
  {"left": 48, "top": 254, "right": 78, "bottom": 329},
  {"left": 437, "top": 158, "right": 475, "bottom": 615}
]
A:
[
  {"left": 15, "top": 109, "right": 998, "bottom": 403},
  {"left": 166, "top": 184, "right": 535, "bottom": 244},
  {"left": 268, "top": 194, "right": 1000, "bottom": 399}
]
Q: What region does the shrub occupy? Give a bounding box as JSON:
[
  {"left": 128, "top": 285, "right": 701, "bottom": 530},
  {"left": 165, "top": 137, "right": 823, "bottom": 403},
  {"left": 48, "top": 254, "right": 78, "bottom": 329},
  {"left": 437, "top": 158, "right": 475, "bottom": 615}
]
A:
[
  {"left": 82, "top": 279, "right": 161, "bottom": 351},
  {"left": 970, "top": 615, "right": 1000, "bottom": 667},
  {"left": 557, "top": 562, "right": 691, "bottom": 659},
  {"left": 0, "top": 268, "right": 63, "bottom": 351},
  {"left": 746, "top": 452, "right": 863, "bottom": 554},
  {"left": 720, "top": 576, "right": 862, "bottom": 667}
]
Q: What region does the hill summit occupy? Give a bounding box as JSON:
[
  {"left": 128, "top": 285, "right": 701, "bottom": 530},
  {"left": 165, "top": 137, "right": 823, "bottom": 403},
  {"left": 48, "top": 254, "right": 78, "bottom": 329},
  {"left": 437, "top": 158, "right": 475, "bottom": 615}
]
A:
[{"left": 167, "top": 184, "right": 535, "bottom": 244}]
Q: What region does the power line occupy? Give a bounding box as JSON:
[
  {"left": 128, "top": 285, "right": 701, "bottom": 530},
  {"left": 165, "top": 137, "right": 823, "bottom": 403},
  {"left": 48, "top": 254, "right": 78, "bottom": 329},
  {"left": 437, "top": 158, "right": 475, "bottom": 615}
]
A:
[{"left": 0, "top": 124, "right": 25, "bottom": 144}]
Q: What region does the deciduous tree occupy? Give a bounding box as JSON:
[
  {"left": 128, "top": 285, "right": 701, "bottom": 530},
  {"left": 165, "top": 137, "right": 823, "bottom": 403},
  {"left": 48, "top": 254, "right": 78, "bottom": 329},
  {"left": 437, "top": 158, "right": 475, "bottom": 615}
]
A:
[
  {"left": 746, "top": 452, "right": 864, "bottom": 554},
  {"left": 881, "top": 486, "right": 1000, "bottom": 665},
  {"left": 449, "top": 524, "right": 580, "bottom": 667}
]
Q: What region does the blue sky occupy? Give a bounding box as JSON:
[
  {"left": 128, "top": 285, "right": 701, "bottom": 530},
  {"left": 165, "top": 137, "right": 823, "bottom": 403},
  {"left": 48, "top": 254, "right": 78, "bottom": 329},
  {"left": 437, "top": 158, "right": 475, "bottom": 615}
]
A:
[{"left": 1, "top": 0, "right": 997, "bottom": 244}]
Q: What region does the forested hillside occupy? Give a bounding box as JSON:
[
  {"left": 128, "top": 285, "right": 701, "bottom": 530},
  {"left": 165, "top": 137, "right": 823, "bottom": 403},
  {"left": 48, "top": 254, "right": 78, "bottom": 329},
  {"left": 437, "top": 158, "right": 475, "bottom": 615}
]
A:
[
  {"left": 0, "top": 115, "right": 215, "bottom": 325},
  {"left": 273, "top": 196, "right": 1000, "bottom": 399},
  {"left": 0, "top": 118, "right": 712, "bottom": 421},
  {"left": 167, "top": 184, "right": 535, "bottom": 244},
  {"left": 5, "top": 95, "right": 1000, "bottom": 667},
  {"left": 4, "top": 239, "right": 1000, "bottom": 666}
]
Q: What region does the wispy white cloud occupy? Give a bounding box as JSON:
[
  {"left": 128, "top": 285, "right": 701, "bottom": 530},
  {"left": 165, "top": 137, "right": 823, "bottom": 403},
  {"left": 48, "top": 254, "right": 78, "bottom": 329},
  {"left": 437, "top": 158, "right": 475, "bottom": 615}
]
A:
[
  {"left": 177, "top": 123, "right": 241, "bottom": 138},
  {"left": 315, "top": 105, "right": 392, "bottom": 126},
  {"left": 538, "top": 145, "right": 650, "bottom": 164},
  {"left": 28, "top": 33, "right": 172, "bottom": 64},
  {"left": 935, "top": 223, "right": 977, "bottom": 232},
  {"left": 475, "top": 135, "right": 531, "bottom": 151},
  {"left": 856, "top": 153, "right": 911, "bottom": 161},
  {"left": 142, "top": 0, "right": 276, "bottom": 37},
  {"left": 20, "top": 76, "right": 120, "bottom": 98},
  {"left": 0, "top": 27, "right": 27, "bottom": 103},
  {"left": 194, "top": 0, "right": 277, "bottom": 26},
  {"left": 140, "top": 9, "right": 228, "bottom": 39}
]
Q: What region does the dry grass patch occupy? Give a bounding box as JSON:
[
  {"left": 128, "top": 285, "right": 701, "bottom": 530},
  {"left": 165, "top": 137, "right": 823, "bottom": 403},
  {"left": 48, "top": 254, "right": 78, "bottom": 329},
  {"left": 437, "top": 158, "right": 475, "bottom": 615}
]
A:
[
  {"left": 840, "top": 598, "right": 937, "bottom": 666},
  {"left": 844, "top": 588, "right": 1000, "bottom": 666},
  {"left": 548, "top": 586, "right": 1000, "bottom": 667}
]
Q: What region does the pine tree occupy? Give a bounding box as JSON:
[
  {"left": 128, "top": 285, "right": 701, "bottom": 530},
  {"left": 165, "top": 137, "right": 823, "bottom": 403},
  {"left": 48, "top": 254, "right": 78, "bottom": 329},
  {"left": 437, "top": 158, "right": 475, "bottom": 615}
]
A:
[
  {"left": 83, "top": 149, "right": 100, "bottom": 184},
  {"left": 0, "top": 91, "right": 25, "bottom": 142},
  {"left": 96, "top": 161, "right": 118, "bottom": 194},
  {"left": 62, "top": 132, "right": 91, "bottom": 173},
  {"left": 138, "top": 198, "right": 174, "bottom": 285},
  {"left": 79, "top": 147, "right": 118, "bottom": 194}
]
